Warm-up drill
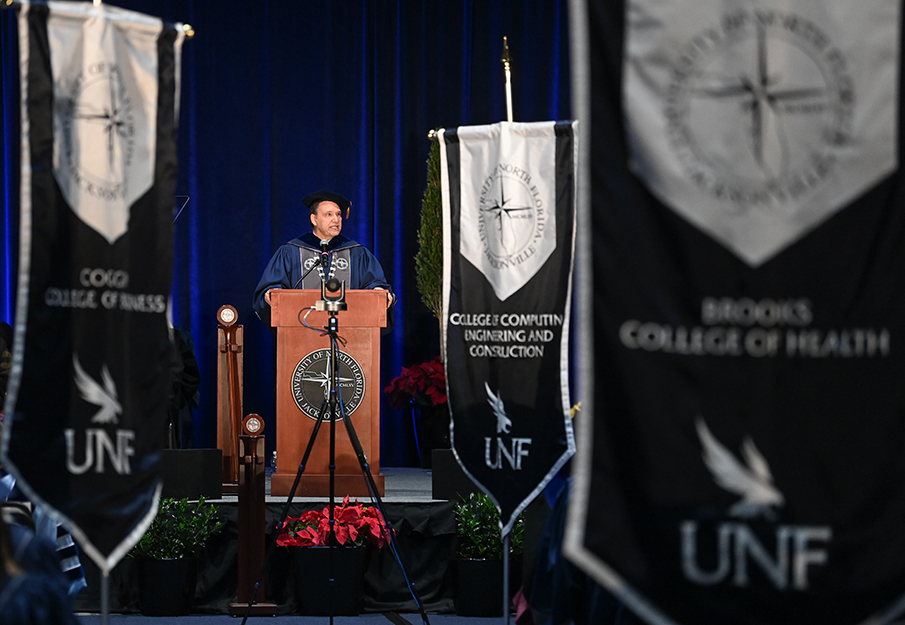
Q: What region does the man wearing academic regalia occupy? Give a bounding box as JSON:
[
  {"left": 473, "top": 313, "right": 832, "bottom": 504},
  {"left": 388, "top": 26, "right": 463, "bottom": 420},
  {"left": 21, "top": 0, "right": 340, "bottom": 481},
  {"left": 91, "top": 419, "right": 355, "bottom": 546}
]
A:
[{"left": 253, "top": 190, "right": 395, "bottom": 328}]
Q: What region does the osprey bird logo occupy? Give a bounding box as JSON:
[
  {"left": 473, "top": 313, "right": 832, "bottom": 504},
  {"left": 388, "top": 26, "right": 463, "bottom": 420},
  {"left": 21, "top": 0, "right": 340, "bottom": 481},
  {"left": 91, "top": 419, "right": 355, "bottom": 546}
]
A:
[
  {"left": 73, "top": 354, "right": 122, "bottom": 424},
  {"left": 485, "top": 382, "right": 512, "bottom": 434},
  {"left": 695, "top": 417, "right": 784, "bottom": 518}
]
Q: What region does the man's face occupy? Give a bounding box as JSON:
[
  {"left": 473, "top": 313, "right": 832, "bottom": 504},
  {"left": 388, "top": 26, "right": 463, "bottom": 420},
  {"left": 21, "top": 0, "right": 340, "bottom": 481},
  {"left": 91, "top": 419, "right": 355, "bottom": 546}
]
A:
[{"left": 310, "top": 201, "right": 343, "bottom": 240}]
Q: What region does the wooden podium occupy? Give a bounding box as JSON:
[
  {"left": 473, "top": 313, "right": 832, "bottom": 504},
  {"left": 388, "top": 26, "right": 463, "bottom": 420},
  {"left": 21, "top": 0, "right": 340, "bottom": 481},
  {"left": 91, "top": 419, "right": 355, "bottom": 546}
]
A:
[{"left": 269, "top": 289, "right": 386, "bottom": 497}]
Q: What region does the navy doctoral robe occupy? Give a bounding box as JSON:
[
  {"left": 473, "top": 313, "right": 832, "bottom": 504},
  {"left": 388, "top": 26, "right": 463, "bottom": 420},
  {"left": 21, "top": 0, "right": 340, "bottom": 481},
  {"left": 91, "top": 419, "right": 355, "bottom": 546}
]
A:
[{"left": 253, "top": 233, "right": 394, "bottom": 328}]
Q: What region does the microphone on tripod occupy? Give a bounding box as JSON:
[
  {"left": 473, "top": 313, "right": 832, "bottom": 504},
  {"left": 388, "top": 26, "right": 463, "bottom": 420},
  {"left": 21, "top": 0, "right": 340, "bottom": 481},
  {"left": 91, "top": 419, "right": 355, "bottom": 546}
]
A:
[{"left": 320, "top": 239, "right": 330, "bottom": 270}]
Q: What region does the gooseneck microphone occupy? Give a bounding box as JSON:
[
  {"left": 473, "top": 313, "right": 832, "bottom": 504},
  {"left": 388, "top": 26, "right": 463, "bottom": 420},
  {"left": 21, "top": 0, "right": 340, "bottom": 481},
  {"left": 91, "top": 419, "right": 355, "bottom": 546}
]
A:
[
  {"left": 320, "top": 239, "right": 330, "bottom": 269},
  {"left": 291, "top": 240, "right": 330, "bottom": 289}
]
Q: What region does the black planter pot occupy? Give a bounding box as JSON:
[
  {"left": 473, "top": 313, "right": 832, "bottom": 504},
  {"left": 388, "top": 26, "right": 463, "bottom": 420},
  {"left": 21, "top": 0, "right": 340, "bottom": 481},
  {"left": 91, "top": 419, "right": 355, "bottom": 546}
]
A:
[
  {"left": 290, "top": 546, "right": 365, "bottom": 616},
  {"left": 138, "top": 557, "right": 197, "bottom": 616},
  {"left": 452, "top": 558, "right": 504, "bottom": 617},
  {"left": 414, "top": 402, "right": 450, "bottom": 469}
]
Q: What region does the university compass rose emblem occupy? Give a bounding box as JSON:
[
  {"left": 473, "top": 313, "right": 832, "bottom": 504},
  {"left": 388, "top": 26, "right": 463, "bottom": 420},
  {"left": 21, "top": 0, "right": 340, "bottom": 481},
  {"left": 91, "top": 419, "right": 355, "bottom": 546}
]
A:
[
  {"left": 290, "top": 349, "right": 365, "bottom": 420},
  {"left": 479, "top": 171, "right": 535, "bottom": 262},
  {"left": 467, "top": 162, "right": 556, "bottom": 300},
  {"left": 625, "top": 4, "right": 897, "bottom": 266},
  {"left": 55, "top": 58, "right": 153, "bottom": 244},
  {"left": 665, "top": 11, "right": 853, "bottom": 211}
]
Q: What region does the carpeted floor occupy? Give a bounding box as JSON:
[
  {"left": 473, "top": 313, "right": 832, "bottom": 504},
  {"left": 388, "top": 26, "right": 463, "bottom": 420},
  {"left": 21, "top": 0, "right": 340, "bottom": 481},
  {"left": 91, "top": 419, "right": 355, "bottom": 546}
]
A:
[{"left": 76, "top": 614, "right": 509, "bottom": 625}]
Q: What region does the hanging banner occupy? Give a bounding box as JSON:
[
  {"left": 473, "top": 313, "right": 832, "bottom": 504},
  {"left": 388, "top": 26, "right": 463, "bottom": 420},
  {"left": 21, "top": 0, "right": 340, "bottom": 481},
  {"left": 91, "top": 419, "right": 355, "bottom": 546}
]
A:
[
  {"left": 2, "top": 0, "right": 184, "bottom": 574},
  {"left": 439, "top": 121, "right": 576, "bottom": 533},
  {"left": 566, "top": 1, "right": 905, "bottom": 624}
]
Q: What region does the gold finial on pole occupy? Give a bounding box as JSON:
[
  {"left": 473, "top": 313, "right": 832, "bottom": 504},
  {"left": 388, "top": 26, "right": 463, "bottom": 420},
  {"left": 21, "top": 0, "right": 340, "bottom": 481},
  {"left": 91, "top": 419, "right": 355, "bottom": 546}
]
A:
[
  {"left": 501, "top": 36, "right": 513, "bottom": 123},
  {"left": 182, "top": 23, "right": 195, "bottom": 39}
]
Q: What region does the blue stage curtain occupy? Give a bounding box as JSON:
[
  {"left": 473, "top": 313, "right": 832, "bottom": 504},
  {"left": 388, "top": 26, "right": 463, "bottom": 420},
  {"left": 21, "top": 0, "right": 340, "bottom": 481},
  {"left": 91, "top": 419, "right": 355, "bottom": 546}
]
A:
[{"left": 0, "top": 0, "right": 571, "bottom": 467}]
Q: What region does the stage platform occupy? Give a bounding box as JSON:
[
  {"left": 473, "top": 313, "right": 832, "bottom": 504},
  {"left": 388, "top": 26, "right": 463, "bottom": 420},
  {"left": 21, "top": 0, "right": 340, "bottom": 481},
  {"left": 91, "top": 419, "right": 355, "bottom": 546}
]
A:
[
  {"left": 74, "top": 466, "right": 488, "bottom": 616},
  {"left": 239, "top": 466, "right": 441, "bottom": 503}
]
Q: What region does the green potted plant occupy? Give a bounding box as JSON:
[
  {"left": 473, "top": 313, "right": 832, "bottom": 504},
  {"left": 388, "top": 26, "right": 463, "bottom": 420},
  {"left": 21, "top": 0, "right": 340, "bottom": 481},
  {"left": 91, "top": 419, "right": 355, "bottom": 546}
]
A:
[
  {"left": 452, "top": 491, "right": 525, "bottom": 617},
  {"left": 385, "top": 140, "right": 449, "bottom": 469},
  {"left": 128, "top": 496, "right": 223, "bottom": 616},
  {"left": 415, "top": 138, "right": 443, "bottom": 322},
  {"left": 276, "top": 496, "right": 390, "bottom": 615}
]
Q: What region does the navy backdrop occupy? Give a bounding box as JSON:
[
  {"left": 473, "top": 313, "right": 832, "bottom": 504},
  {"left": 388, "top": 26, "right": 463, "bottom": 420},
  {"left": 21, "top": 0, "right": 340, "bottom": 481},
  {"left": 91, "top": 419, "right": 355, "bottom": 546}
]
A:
[{"left": 0, "top": 0, "right": 572, "bottom": 467}]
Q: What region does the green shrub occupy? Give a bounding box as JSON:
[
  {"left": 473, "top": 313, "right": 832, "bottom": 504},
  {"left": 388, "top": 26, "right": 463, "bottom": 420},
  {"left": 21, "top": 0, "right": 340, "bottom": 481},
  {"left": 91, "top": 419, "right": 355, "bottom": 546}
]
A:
[
  {"left": 129, "top": 497, "right": 222, "bottom": 560},
  {"left": 415, "top": 139, "right": 443, "bottom": 319},
  {"left": 454, "top": 491, "right": 524, "bottom": 559}
]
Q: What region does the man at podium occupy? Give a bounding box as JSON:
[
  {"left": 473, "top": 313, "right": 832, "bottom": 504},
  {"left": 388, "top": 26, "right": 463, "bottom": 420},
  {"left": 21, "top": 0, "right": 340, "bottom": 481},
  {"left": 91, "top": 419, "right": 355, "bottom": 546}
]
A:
[{"left": 253, "top": 190, "right": 395, "bottom": 327}]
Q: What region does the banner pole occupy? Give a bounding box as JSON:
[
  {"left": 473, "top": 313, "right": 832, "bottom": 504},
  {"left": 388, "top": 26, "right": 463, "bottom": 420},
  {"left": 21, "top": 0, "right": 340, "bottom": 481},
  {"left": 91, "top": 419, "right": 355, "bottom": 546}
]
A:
[
  {"left": 101, "top": 570, "right": 110, "bottom": 625},
  {"left": 501, "top": 37, "right": 513, "bottom": 122},
  {"left": 502, "top": 533, "right": 510, "bottom": 624}
]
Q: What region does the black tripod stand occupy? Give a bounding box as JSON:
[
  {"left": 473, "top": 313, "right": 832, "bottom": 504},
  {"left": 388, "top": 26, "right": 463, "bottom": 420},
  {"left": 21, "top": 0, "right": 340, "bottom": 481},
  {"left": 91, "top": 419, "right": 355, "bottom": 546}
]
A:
[{"left": 241, "top": 278, "right": 429, "bottom": 624}]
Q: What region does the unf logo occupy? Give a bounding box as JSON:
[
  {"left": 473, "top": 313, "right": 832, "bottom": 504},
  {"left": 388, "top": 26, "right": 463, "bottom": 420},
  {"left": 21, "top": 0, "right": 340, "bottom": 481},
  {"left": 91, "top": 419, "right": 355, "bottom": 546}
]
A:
[
  {"left": 484, "top": 383, "right": 531, "bottom": 470},
  {"left": 65, "top": 354, "right": 135, "bottom": 475},
  {"left": 291, "top": 349, "right": 365, "bottom": 420},
  {"left": 681, "top": 418, "right": 832, "bottom": 590}
]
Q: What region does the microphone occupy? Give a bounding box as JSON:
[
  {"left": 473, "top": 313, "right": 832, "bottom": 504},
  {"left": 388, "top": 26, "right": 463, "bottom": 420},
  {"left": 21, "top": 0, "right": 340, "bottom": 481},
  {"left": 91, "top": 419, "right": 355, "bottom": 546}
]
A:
[{"left": 320, "top": 239, "right": 330, "bottom": 270}]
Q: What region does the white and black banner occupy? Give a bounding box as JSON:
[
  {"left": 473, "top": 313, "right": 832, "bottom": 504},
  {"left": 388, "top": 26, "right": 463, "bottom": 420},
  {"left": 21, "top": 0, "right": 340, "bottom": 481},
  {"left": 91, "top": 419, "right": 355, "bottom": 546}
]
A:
[
  {"left": 566, "top": 1, "right": 905, "bottom": 624},
  {"left": 2, "top": 1, "right": 184, "bottom": 575},
  {"left": 439, "top": 121, "right": 576, "bottom": 533}
]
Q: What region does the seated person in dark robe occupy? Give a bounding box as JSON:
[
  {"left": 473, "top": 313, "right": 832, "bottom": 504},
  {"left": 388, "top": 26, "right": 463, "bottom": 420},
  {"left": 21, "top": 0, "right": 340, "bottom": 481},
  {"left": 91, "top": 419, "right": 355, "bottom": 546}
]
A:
[
  {"left": 0, "top": 506, "right": 79, "bottom": 625},
  {"left": 253, "top": 190, "right": 396, "bottom": 328},
  {"left": 167, "top": 326, "right": 200, "bottom": 449}
]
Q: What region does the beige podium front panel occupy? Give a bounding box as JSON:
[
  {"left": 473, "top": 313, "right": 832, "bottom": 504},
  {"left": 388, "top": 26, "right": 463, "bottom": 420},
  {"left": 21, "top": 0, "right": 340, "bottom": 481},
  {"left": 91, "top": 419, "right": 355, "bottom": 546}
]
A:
[{"left": 269, "top": 290, "right": 386, "bottom": 497}]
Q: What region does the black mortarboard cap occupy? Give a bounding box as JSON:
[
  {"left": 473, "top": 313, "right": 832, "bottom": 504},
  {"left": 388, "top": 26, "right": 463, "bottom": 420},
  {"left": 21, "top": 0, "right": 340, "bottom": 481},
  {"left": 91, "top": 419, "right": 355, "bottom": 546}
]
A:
[{"left": 302, "top": 190, "right": 352, "bottom": 217}]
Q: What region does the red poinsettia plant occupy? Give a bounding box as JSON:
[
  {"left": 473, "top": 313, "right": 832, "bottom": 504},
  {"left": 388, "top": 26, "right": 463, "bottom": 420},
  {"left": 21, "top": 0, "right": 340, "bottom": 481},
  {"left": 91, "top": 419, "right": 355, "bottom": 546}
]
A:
[
  {"left": 383, "top": 356, "right": 447, "bottom": 409},
  {"left": 276, "top": 496, "right": 390, "bottom": 549}
]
